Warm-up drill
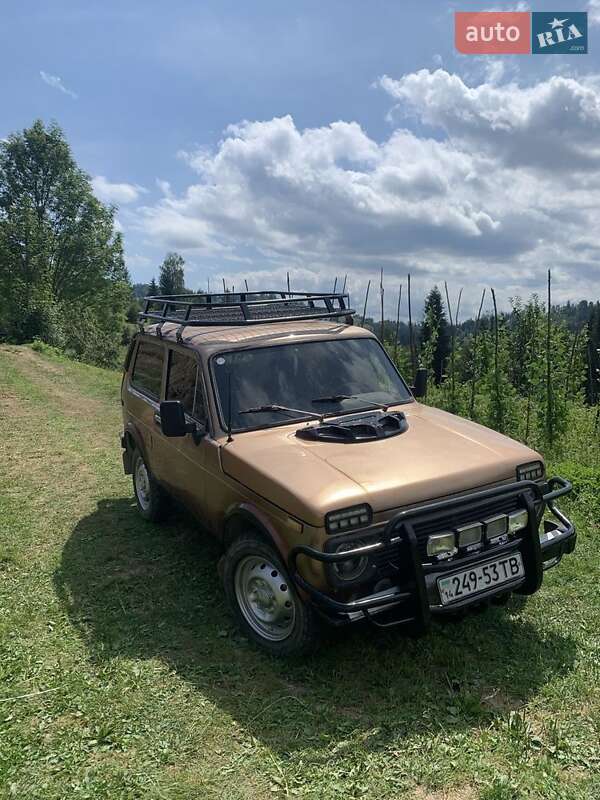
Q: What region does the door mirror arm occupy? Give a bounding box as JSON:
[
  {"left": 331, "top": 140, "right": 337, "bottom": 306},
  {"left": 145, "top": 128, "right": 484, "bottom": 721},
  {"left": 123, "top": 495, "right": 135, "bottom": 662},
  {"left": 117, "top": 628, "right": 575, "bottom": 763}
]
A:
[{"left": 190, "top": 423, "right": 207, "bottom": 445}]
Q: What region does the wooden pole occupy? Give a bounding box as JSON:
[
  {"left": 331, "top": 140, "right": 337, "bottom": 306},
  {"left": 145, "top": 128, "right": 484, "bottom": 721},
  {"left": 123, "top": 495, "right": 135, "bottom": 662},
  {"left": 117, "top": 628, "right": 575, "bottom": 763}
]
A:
[
  {"left": 546, "top": 269, "right": 553, "bottom": 444},
  {"left": 444, "top": 283, "right": 463, "bottom": 412},
  {"left": 287, "top": 271, "right": 290, "bottom": 294},
  {"left": 469, "top": 288, "right": 486, "bottom": 420},
  {"left": 333, "top": 276, "right": 338, "bottom": 293},
  {"left": 565, "top": 327, "right": 581, "bottom": 396},
  {"left": 380, "top": 268, "right": 385, "bottom": 343},
  {"left": 408, "top": 273, "right": 416, "bottom": 375},
  {"left": 491, "top": 287, "right": 503, "bottom": 432},
  {"left": 245, "top": 278, "right": 249, "bottom": 292},
  {"left": 393, "top": 284, "right": 402, "bottom": 363},
  {"left": 444, "top": 282, "right": 455, "bottom": 411},
  {"left": 361, "top": 280, "right": 371, "bottom": 327}
]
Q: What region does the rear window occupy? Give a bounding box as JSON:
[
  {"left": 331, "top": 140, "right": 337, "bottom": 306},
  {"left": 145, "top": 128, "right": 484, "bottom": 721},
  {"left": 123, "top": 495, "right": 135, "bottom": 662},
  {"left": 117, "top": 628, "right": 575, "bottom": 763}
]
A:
[
  {"left": 166, "top": 350, "right": 206, "bottom": 420},
  {"left": 131, "top": 340, "right": 164, "bottom": 399}
]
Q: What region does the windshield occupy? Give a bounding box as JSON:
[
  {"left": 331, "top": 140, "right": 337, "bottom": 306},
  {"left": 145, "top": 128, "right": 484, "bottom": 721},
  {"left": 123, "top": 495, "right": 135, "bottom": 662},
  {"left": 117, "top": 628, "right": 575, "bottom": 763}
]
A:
[{"left": 211, "top": 337, "right": 412, "bottom": 432}]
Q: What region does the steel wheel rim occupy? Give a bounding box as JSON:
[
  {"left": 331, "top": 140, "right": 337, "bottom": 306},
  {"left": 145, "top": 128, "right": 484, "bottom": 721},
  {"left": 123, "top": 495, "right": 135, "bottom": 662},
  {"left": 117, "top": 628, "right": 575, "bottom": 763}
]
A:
[
  {"left": 234, "top": 556, "right": 296, "bottom": 641},
  {"left": 135, "top": 459, "right": 151, "bottom": 511}
]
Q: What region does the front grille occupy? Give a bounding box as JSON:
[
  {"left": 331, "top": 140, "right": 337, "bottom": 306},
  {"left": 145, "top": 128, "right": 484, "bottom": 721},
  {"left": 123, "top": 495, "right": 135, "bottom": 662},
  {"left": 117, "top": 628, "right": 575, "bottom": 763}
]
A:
[
  {"left": 367, "top": 492, "right": 531, "bottom": 571},
  {"left": 412, "top": 494, "right": 523, "bottom": 559}
]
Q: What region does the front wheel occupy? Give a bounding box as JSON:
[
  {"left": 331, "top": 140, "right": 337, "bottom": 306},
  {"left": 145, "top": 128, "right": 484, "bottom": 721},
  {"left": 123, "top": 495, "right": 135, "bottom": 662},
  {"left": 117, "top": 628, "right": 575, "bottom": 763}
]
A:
[{"left": 222, "top": 533, "right": 319, "bottom": 656}]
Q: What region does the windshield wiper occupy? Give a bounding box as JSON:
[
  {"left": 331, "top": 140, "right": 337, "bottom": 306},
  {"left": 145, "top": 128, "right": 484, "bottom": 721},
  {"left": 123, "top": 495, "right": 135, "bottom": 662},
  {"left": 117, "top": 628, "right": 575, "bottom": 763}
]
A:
[
  {"left": 239, "top": 404, "right": 324, "bottom": 422},
  {"left": 311, "top": 394, "right": 394, "bottom": 412}
]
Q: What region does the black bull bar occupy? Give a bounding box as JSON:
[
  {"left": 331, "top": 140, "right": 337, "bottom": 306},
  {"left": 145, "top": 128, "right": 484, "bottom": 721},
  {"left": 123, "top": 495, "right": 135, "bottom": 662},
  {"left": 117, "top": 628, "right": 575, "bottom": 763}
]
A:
[{"left": 288, "top": 477, "right": 575, "bottom": 629}]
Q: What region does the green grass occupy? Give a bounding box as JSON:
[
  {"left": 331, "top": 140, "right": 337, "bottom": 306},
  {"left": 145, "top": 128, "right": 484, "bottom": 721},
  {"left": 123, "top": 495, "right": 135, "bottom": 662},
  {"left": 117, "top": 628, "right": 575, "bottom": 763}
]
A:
[{"left": 0, "top": 344, "right": 599, "bottom": 800}]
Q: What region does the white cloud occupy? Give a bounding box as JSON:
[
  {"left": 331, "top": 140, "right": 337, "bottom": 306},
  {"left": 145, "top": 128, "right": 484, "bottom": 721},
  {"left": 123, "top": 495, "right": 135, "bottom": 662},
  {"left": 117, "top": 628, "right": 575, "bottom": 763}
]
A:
[
  {"left": 92, "top": 175, "right": 146, "bottom": 205},
  {"left": 127, "top": 253, "right": 153, "bottom": 270},
  {"left": 156, "top": 178, "right": 173, "bottom": 198},
  {"left": 589, "top": 0, "right": 600, "bottom": 27},
  {"left": 378, "top": 69, "right": 600, "bottom": 171},
  {"left": 134, "top": 69, "right": 600, "bottom": 315},
  {"left": 40, "top": 71, "right": 77, "bottom": 99}
]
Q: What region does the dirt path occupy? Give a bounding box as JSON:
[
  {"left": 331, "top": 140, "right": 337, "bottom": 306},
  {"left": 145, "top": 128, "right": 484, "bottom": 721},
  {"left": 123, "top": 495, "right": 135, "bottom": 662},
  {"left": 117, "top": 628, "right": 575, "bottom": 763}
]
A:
[{"left": 0, "top": 345, "right": 112, "bottom": 421}]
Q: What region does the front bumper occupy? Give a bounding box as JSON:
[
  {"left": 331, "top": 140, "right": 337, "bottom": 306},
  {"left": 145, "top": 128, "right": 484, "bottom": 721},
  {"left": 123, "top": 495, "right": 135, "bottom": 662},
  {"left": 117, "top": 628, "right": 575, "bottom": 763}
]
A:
[{"left": 288, "top": 477, "right": 575, "bottom": 630}]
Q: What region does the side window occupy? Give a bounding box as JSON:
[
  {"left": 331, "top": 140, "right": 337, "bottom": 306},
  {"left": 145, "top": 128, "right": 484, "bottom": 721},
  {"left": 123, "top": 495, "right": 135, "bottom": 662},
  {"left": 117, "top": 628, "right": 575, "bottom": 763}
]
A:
[
  {"left": 131, "top": 340, "right": 164, "bottom": 399},
  {"left": 167, "top": 350, "right": 206, "bottom": 421}
]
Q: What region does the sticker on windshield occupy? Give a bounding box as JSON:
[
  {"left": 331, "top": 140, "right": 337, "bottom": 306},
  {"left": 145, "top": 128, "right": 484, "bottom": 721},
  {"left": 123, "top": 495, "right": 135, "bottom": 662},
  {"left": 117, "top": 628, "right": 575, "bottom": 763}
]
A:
[{"left": 216, "top": 357, "right": 226, "bottom": 366}]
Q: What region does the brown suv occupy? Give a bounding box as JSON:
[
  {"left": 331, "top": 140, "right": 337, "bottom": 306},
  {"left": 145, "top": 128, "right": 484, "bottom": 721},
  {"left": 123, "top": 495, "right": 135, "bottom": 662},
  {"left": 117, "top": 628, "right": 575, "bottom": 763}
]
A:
[{"left": 120, "top": 290, "right": 576, "bottom": 655}]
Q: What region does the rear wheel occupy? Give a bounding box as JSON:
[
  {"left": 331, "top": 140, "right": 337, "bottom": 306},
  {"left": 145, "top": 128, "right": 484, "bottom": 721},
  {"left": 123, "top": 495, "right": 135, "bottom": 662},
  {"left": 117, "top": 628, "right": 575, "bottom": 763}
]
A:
[
  {"left": 223, "top": 533, "right": 319, "bottom": 656},
  {"left": 132, "top": 449, "right": 169, "bottom": 522}
]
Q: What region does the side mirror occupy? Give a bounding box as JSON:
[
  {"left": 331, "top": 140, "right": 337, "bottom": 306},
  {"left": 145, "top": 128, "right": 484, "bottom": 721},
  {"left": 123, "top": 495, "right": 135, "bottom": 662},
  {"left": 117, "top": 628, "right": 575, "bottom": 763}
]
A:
[
  {"left": 159, "top": 400, "right": 207, "bottom": 443},
  {"left": 411, "top": 368, "right": 428, "bottom": 398},
  {"left": 159, "top": 400, "right": 189, "bottom": 437}
]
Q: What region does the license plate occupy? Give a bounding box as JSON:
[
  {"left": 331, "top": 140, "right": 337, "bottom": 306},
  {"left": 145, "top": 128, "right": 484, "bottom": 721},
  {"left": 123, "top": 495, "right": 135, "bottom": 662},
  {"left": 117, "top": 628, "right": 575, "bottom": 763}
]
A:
[{"left": 437, "top": 553, "right": 524, "bottom": 605}]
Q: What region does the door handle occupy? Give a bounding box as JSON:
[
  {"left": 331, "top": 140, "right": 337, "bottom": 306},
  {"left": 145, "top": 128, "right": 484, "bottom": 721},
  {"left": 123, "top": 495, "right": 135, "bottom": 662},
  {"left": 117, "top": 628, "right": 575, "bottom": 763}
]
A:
[{"left": 153, "top": 413, "right": 161, "bottom": 426}]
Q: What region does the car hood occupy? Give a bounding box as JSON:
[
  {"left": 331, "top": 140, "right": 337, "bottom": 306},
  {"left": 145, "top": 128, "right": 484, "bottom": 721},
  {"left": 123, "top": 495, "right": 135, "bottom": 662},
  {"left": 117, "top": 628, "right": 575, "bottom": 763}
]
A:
[{"left": 220, "top": 403, "right": 542, "bottom": 527}]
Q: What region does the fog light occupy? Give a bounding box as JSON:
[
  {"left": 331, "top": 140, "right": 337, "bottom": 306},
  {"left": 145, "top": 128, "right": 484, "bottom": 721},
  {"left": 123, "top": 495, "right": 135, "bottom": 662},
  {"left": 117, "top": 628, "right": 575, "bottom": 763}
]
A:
[
  {"left": 484, "top": 514, "right": 508, "bottom": 541},
  {"left": 427, "top": 532, "right": 457, "bottom": 559},
  {"left": 333, "top": 540, "right": 369, "bottom": 581},
  {"left": 456, "top": 522, "right": 483, "bottom": 549},
  {"left": 508, "top": 509, "right": 529, "bottom": 534}
]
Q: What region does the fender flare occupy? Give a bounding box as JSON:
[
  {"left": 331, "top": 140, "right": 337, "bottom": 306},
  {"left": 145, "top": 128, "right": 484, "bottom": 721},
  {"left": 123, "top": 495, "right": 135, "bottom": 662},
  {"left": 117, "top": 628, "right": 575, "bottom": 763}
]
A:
[
  {"left": 221, "top": 504, "right": 309, "bottom": 600},
  {"left": 123, "top": 422, "right": 148, "bottom": 464},
  {"left": 222, "top": 502, "right": 291, "bottom": 561}
]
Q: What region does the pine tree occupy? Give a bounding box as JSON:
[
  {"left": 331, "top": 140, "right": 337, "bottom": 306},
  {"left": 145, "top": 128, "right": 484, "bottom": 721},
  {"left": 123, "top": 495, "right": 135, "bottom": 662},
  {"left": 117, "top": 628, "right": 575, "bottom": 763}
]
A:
[
  {"left": 586, "top": 302, "right": 600, "bottom": 404},
  {"left": 158, "top": 253, "right": 186, "bottom": 295},
  {"left": 148, "top": 277, "right": 158, "bottom": 295},
  {"left": 420, "top": 286, "right": 450, "bottom": 384}
]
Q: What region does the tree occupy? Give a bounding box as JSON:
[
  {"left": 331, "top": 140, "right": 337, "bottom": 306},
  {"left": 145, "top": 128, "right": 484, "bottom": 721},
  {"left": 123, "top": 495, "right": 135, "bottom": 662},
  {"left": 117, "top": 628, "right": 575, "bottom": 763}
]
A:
[
  {"left": 148, "top": 277, "right": 158, "bottom": 295},
  {"left": 585, "top": 302, "right": 600, "bottom": 405},
  {"left": 420, "top": 286, "right": 450, "bottom": 384},
  {"left": 158, "top": 252, "right": 186, "bottom": 295},
  {"left": 0, "top": 120, "right": 130, "bottom": 364}
]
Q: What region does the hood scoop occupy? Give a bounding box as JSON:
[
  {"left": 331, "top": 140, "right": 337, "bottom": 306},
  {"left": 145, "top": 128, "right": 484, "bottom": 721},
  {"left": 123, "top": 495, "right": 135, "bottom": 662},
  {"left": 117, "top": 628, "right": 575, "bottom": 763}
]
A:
[{"left": 296, "top": 411, "right": 408, "bottom": 443}]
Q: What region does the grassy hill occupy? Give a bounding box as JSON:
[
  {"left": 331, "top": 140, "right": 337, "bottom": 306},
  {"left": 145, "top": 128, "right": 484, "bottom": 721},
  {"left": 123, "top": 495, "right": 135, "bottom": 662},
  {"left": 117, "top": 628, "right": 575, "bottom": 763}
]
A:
[{"left": 0, "top": 344, "right": 599, "bottom": 800}]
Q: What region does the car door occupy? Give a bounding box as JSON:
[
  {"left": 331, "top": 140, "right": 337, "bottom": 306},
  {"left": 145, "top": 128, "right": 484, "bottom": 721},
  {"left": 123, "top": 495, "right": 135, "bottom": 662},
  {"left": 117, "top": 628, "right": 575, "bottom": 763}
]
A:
[
  {"left": 162, "top": 345, "right": 211, "bottom": 518},
  {"left": 127, "top": 337, "right": 173, "bottom": 485}
]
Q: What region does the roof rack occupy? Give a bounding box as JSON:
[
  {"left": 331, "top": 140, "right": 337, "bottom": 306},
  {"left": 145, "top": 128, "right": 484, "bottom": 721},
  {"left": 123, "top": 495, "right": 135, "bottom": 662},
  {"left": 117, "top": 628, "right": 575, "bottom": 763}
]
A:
[{"left": 138, "top": 290, "right": 355, "bottom": 330}]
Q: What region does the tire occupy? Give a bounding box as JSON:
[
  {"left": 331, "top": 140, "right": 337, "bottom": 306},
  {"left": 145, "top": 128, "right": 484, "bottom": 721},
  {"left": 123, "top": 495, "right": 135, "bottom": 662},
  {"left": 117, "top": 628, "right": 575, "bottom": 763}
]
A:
[
  {"left": 222, "top": 533, "right": 319, "bottom": 656},
  {"left": 131, "top": 448, "right": 169, "bottom": 522}
]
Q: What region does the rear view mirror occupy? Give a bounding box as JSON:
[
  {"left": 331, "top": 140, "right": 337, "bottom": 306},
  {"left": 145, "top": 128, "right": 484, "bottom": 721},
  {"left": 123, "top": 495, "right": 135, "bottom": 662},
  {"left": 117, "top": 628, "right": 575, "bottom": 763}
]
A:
[
  {"left": 411, "top": 368, "right": 428, "bottom": 398},
  {"left": 160, "top": 400, "right": 191, "bottom": 437}
]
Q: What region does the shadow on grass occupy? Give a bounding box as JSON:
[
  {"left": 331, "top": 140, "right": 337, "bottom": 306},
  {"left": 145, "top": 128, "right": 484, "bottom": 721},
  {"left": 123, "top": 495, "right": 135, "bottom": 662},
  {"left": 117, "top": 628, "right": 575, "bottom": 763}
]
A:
[{"left": 55, "top": 497, "right": 577, "bottom": 753}]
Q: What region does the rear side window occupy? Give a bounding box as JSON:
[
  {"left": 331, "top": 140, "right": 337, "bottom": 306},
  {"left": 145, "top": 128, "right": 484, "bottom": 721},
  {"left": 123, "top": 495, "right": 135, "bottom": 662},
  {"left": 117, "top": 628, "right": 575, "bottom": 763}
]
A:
[
  {"left": 131, "top": 340, "right": 164, "bottom": 399},
  {"left": 167, "top": 350, "right": 206, "bottom": 420}
]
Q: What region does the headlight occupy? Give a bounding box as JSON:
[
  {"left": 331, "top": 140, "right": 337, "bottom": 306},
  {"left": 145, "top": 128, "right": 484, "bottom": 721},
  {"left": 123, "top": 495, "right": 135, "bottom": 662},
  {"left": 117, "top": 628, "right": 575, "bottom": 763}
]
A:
[
  {"left": 332, "top": 540, "right": 369, "bottom": 581},
  {"left": 517, "top": 461, "right": 545, "bottom": 482},
  {"left": 326, "top": 504, "right": 372, "bottom": 534},
  {"left": 427, "top": 532, "right": 457, "bottom": 559}
]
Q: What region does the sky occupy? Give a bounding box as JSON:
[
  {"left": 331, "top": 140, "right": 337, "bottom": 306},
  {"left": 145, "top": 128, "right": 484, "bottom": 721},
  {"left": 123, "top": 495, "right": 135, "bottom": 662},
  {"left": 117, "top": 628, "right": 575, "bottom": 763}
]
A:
[{"left": 2, "top": 0, "right": 600, "bottom": 319}]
